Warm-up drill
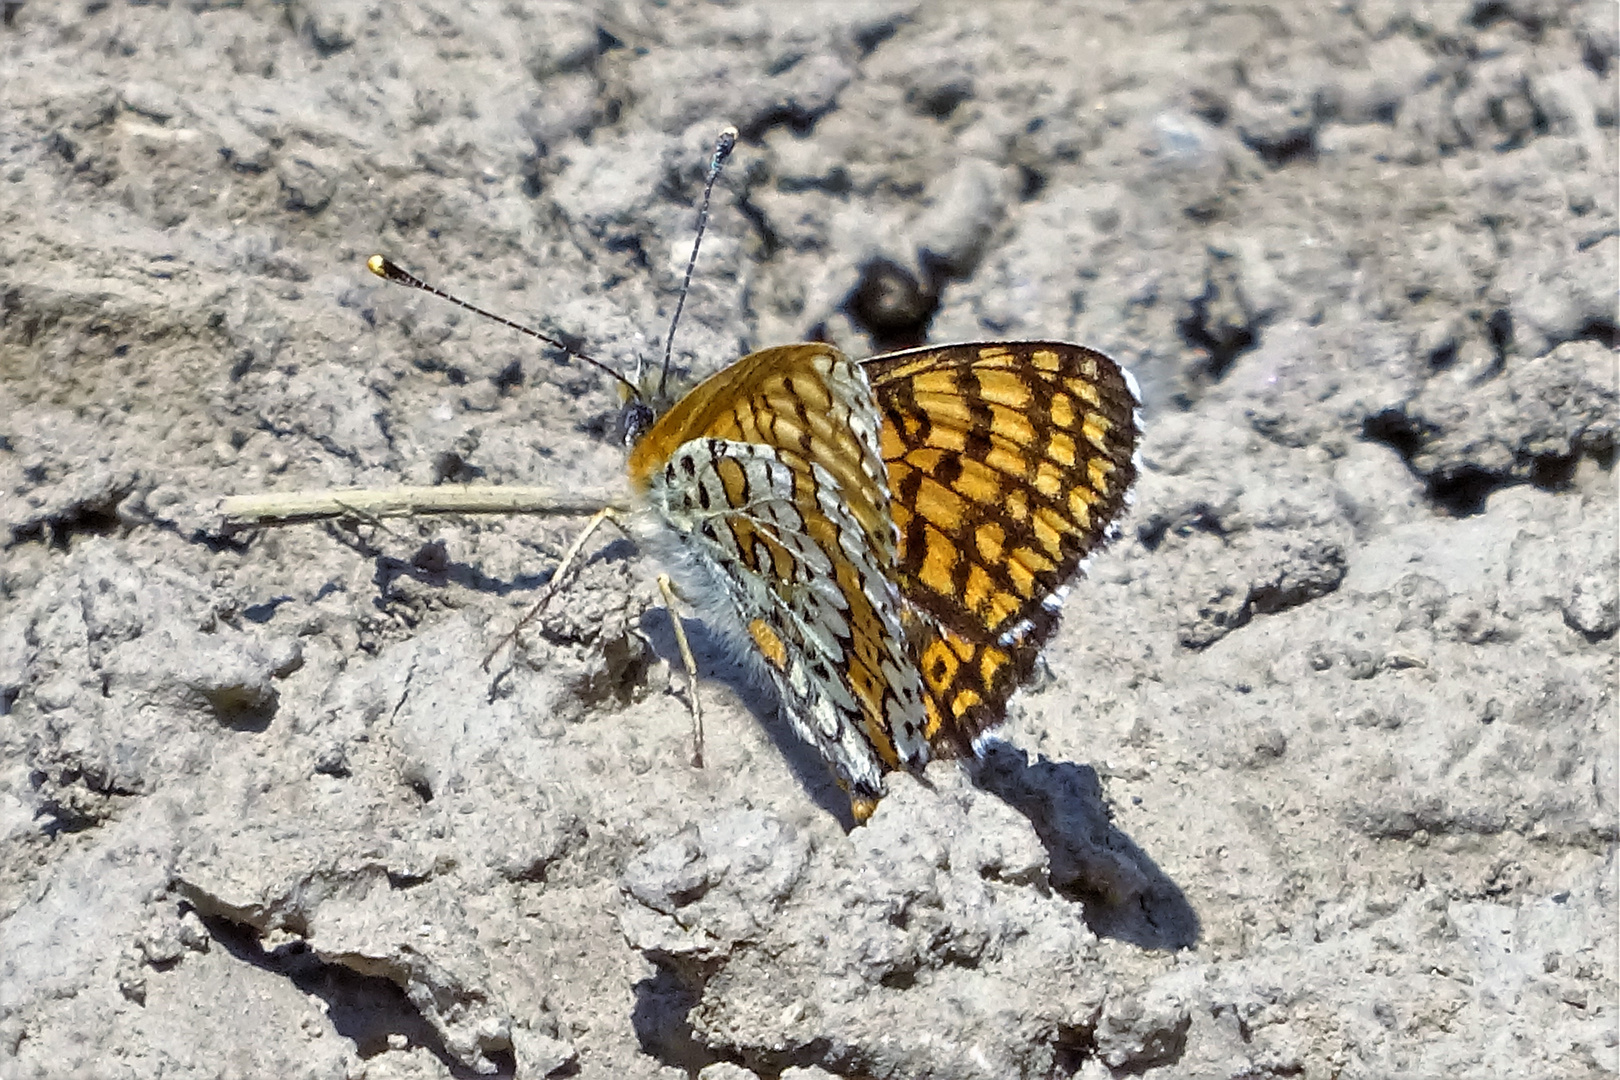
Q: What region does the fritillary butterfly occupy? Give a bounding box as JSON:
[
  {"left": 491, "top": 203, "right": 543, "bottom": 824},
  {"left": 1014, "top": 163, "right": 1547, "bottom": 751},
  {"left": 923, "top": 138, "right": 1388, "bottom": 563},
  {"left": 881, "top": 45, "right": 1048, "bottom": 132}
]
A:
[
  {"left": 624, "top": 339, "right": 1138, "bottom": 821},
  {"left": 368, "top": 131, "right": 1141, "bottom": 822}
]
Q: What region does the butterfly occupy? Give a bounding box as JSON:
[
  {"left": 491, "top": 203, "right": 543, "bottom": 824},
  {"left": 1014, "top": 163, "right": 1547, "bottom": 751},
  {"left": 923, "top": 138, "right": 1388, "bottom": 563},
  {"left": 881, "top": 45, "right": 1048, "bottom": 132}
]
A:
[
  {"left": 621, "top": 338, "right": 1139, "bottom": 821},
  {"left": 365, "top": 129, "right": 1141, "bottom": 822}
]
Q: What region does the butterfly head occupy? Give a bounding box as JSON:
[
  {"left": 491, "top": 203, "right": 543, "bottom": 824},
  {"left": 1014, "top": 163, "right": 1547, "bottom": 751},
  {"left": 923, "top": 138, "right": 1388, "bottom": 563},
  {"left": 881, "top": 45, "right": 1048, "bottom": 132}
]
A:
[{"left": 617, "top": 383, "right": 660, "bottom": 448}]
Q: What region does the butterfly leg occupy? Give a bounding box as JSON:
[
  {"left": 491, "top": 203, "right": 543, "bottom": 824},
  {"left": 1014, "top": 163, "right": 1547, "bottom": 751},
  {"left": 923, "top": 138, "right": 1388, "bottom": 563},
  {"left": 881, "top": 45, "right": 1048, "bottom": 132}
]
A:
[
  {"left": 483, "top": 506, "right": 621, "bottom": 671},
  {"left": 657, "top": 572, "right": 705, "bottom": 769}
]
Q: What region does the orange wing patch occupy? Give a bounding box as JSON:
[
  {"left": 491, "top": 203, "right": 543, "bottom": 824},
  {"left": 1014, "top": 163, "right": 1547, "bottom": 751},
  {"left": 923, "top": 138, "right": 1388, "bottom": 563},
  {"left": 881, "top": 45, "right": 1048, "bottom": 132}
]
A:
[{"left": 866, "top": 341, "right": 1140, "bottom": 750}]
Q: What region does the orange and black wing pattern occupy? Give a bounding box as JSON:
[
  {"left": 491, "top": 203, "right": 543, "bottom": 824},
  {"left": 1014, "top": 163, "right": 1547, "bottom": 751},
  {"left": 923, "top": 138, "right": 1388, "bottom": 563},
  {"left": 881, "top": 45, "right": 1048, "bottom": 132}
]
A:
[{"left": 863, "top": 342, "right": 1141, "bottom": 755}]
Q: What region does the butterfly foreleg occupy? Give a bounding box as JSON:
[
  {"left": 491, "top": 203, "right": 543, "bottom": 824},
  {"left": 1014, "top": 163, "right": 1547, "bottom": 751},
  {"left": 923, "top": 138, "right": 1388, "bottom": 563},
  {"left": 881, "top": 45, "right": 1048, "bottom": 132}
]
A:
[{"left": 483, "top": 505, "right": 626, "bottom": 672}]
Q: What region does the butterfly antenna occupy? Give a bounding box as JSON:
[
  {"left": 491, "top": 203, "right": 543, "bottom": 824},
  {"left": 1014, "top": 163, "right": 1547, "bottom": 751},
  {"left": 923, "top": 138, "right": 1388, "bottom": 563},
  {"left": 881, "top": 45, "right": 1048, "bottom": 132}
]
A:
[
  {"left": 654, "top": 125, "right": 738, "bottom": 402},
  {"left": 366, "top": 255, "right": 638, "bottom": 397}
]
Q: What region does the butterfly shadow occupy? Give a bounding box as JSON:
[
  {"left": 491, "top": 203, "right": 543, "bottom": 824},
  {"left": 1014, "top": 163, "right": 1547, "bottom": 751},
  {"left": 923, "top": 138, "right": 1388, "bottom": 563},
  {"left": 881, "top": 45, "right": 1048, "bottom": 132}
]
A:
[
  {"left": 637, "top": 609, "right": 861, "bottom": 829},
  {"left": 967, "top": 741, "right": 1201, "bottom": 951},
  {"left": 318, "top": 523, "right": 560, "bottom": 607}
]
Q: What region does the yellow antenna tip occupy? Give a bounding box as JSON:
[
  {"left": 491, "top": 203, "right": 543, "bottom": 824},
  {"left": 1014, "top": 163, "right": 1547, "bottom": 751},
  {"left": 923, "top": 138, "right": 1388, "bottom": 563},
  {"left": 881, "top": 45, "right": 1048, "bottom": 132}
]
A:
[{"left": 366, "top": 254, "right": 387, "bottom": 278}]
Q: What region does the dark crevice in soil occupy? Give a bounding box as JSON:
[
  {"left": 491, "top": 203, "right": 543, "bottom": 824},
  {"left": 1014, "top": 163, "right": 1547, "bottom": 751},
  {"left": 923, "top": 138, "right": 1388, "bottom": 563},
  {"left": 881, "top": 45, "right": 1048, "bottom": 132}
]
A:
[
  {"left": 878, "top": 966, "right": 916, "bottom": 990},
  {"left": 1241, "top": 125, "right": 1318, "bottom": 167},
  {"left": 1360, "top": 409, "right": 1495, "bottom": 515},
  {"left": 603, "top": 232, "right": 650, "bottom": 269},
  {"left": 737, "top": 100, "right": 839, "bottom": 142},
  {"left": 853, "top": 10, "right": 908, "bottom": 57},
  {"left": 1570, "top": 318, "right": 1618, "bottom": 349},
  {"left": 1528, "top": 450, "right": 1580, "bottom": 491},
  {"left": 1582, "top": 36, "right": 1614, "bottom": 77},
  {"left": 1177, "top": 278, "right": 1260, "bottom": 384},
  {"left": 8, "top": 489, "right": 130, "bottom": 549},
  {"left": 840, "top": 255, "right": 942, "bottom": 353},
  {"left": 1425, "top": 338, "right": 1459, "bottom": 370},
  {"left": 908, "top": 77, "right": 974, "bottom": 120},
  {"left": 1136, "top": 502, "right": 1229, "bottom": 552},
  {"left": 206, "top": 687, "right": 278, "bottom": 733},
  {"left": 734, "top": 187, "right": 783, "bottom": 261},
  {"left": 35, "top": 794, "right": 121, "bottom": 837},
  {"left": 1425, "top": 465, "right": 1499, "bottom": 517},
  {"left": 1361, "top": 409, "right": 1435, "bottom": 461},
  {"left": 1017, "top": 162, "right": 1047, "bottom": 200},
  {"left": 1568, "top": 617, "right": 1619, "bottom": 645},
  {"left": 1249, "top": 544, "right": 1348, "bottom": 616},
  {"left": 1482, "top": 307, "right": 1513, "bottom": 375},
  {"left": 405, "top": 773, "right": 434, "bottom": 803},
  {"left": 1053, "top": 1020, "right": 1099, "bottom": 1073},
  {"left": 1468, "top": 1, "right": 1546, "bottom": 37},
  {"left": 1425, "top": 466, "right": 1496, "bottom": 514},
  {"left": 1176, "top": 559, "right": 1350, "bottom": 650},
  {"left": 1362, "top": 407, "right": 1611, "bottom": 516},
  {"left": 631, "top": 962, "right": 728, "bottom": 1077},
  {"left": 519, "top": 151, "right": 548, "bottom": 199},
  {"left": 191, "top": 911, "right": 514, "bottom": 1079},
  {"left": 432, "top": 449, "right": 484, "bottom": 484}
]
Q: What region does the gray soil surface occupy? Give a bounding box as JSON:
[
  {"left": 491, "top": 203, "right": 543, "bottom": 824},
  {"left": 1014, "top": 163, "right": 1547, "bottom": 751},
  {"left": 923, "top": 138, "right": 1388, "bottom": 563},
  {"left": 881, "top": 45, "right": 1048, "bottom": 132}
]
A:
[{"left": 2, "top": 2, "right": 1616, "bottom": 1079}]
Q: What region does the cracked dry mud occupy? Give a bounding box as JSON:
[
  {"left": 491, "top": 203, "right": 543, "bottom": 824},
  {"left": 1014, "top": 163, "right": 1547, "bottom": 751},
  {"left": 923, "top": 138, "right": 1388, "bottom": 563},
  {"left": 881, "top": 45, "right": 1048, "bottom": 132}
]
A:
[{"left": 1, "top": 3, "right": 1615, "bottom": 1079}]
